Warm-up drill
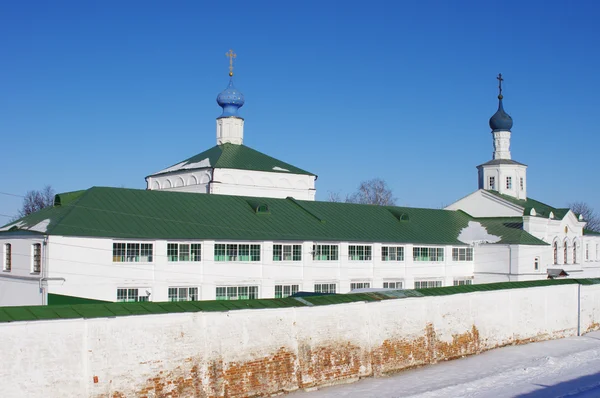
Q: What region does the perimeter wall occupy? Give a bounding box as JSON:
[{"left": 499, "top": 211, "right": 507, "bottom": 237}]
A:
[{"left": 2, "top": 283, "right": 600, "bottom": 397}]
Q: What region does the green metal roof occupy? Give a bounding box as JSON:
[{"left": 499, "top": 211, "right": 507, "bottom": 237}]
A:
[
  {"left": 148, "top": 143, "right": 315, "bottom": 177},
  {"left": 1, "top": 187, "right": 547, "bottom": 245},
  {"left": 486, "top": 190, "right": 570, "bottom": 219},
  {"left": 2, "top": 279, "right": 600, "bottom": 323},
  {"left": 584, "top": 229, "right": 600, "bottom": 236}
]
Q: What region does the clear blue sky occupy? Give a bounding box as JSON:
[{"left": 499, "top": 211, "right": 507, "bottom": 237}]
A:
[{"left": 1, "top": 0, "right": 599, "bottom": 220}]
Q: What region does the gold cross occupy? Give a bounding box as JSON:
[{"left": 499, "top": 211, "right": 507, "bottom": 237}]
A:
[{"left": 226, "top": 49, "right": 236, "bottom": 77}]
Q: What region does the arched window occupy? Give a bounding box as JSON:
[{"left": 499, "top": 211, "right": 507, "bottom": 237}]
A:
[
  {"left": 564, "top": 242, "right": 568, "bottom": 264},
  {"left": 553, "top": 242, "right": 558, "bottom": 265},
  {"left": 573, "top": 241, "right": 577, "bottom": 264}
]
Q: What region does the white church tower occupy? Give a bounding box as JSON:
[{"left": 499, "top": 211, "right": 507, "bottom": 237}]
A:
[
  {"left": 145, "top": 50, "right": 317, "bottom": 200},
  {"left": 477, "top": 74, "right": 527, "bottom": 200}
]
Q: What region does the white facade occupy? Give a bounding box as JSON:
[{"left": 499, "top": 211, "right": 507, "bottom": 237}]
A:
[
  {"left": 0, "top": 233, "right": 476, "bottom": 305},
  {"left": 146, "top": 168, "right": 316, "bottom": 200}
]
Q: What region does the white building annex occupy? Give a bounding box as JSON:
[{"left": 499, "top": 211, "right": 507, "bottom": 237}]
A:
[{"left": 0, "top": 62, "right": 599, "bottom": 307}]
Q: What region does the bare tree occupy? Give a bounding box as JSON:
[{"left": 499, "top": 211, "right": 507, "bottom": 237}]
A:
[
  {"left": 569, "top": 202, "right": 600, "bottom": 232},
  {"left": 329, "top": 178, "right": 396, "bottom": 206},
  {"left": 19, "top": 185, "right": 55, "bottom": 217}
]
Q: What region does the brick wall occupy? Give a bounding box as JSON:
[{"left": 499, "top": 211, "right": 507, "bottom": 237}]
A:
[{"left": 1, "top": 283, "right": 600, "bottom": 397}]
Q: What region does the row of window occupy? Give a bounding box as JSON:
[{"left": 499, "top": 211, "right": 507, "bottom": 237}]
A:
[
  {"left": 116, "top": 279, "right": 474, "bottom": 302},
  {"left": 110, "top": 242, "right": 474, "bottom": 263},
  {"left": 2, "top": 243, "right": 41, "bottom": 273},
  {"left": 489, "top": 176, "right": 524, "bottom": 191}
]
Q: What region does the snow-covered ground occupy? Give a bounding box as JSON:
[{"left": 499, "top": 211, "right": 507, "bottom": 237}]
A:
[{"left": 290, "top": 331, "right": 600, "bottom": 398}]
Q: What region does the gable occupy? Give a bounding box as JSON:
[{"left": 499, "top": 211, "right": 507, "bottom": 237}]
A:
[{"left": 445, "top": 190, "right": 523, "bottom": 218}]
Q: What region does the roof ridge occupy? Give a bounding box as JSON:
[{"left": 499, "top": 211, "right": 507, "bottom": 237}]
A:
[{"left": 45, "top": 187, "right": 94, "bottom": 235}]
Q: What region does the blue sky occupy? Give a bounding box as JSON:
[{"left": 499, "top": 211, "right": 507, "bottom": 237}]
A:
[{"left": 1, "top": 0, "right": 599, "bottom": 220}]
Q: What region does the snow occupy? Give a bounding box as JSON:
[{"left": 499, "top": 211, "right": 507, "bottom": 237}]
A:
[
  {"left": 0, "top": 221, "right": 25, "bottom": 231},
  {"left": 29, "top": 219, "right": 51, "bottom": 233},
  {"left": 457, "top": 221, "right": 501, "bottom": 245},
  {"left": 291, "top": 331, "right": 600, "bottom": 398},
  {"left": 273, "top": 166, "right": 290, "bottom": 172},
  {"left": 154, "top": 158, "right": 211, "bottom": 174}
]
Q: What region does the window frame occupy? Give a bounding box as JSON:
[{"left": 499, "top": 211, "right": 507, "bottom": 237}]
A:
[
  {"left": 413, "top": 247, "right": 445, "bottom": 262},
  {"left": 3, "top": 243, "right": 11, "bottom": 272},
  {"left": 112, "top": 241, "right": 154, "bottom": 263},
  {"left": 312, "top": 244, "right": 339, "bottom": 261},
  {"left": 383, "top": 280, "right": 403, "bottom": 289},
  {"left": 167, "top": 242, "right": 202, "bottom": 262},
  {"left": 32, "top": 243, "right": 42, "bottom": 273},
  {"left": 453, "top": 279, "right": 473, "bottom": 286},
  {"left": 381, "top": 246, "right": 404, "bottom": 262},
  {"left": 350, "top": 281, "right": 371, "bottom": 290},
  {"left": 348, "top": 245, "right": 372, "bottom": 261},
  {"left": 215, "top": 285, "right": 259, "bottom": 300},
  {"left": 534, "top": 257, "right": 540, "bottom": 271},
  {"left": 274, "top": 284, "right": 299, "bottom": 298},
  {"left": 214, "top": 243, "right": 261, "bottom": 262},
  {"left": 273, "top": 244, "right": 302, "bottom": 262},
  {"left": 168, "top": 287, "right": 199, "bottom": 302},
  {"left": 452, "top": 247, "right": 473, "bottom": 262},
  {"left": 414, "top": 280, "right": 443, "bottom": 289},
  {"left": 314, "top": 283, "right": 337, "bottom": 294},
  {"left": 489, "top": 176, "right": 495, "bottom": 190},
  {"left": 116, "top": 288, "right": 151, "bottom": 302}
]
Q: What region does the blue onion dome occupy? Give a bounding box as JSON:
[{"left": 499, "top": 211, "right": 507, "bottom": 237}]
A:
[
  {"left": 216, "top": 77, "right": 245, "bottom": 118},
  {"left": 489, "top": 95, "right": 513, "bottom": 132}
]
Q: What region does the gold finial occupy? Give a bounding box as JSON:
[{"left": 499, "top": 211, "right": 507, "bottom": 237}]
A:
[
  {"left": 497, "top": 73, "right": 504, "bottom": 99},
  {"left": 226, "top": 49, "right": 236, "bottom": 77}
]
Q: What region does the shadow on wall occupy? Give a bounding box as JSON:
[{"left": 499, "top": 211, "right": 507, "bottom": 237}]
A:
[{"left": 516, "top": 372, "right": 600, "bottom": 397}]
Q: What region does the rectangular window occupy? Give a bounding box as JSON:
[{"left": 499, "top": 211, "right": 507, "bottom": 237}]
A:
[
  {"left": 215, "top": 286, "right": 259, "bottom": 300},
  {"left": 3, "top": 243, "right": 11, "bottom": 271},
  {"left": 453, "top": 279, "right": 473, "bottom": 286},
  {"left": 214, "top": 243, "right": 261, "bottom": 262},
  {"left": 413, "top": 247, "right": 444, "bottom": 262},
  {"left": 32, "top": 243, "right": 41, "bottom": 273},
  {"left": 586, "top": 244, "right": 589, "bottom": 261},
  {"left": 273, "top": 244, "right": 302, "bottom": 261},
  {"left": 452, "top": 247, "right": 474, "bottom": 262},
  {"left": 314, "top": 283, "right": 337, "bottom": 294},
  {"left": 520, "top": 177, "right": 524, "bottom": 190},
  {"left": 168, "top": 287, "right": 198, "bottom": 301},
  {"left": 506, "top": 176, "right": 512, "bottom": 189},
  {"left": 383, "top": 281, "right": 403, "bottom": 289},
  {"left": 116, "top": 288, "right": 150, "bottom": 302},
  {"left": 113, "top": 242, "right": 153, "bottom": 263},
  {"left": 274, "top": 284, "right": 299, "bottom": 298},
  {"left": 489, "top": 176, "right": 495, "bottom": 190},
  {"left": 534, "top": 257, "right": 540, "bottom": 270},
  {"left": 348, "top": 245, "right": 372, "bottom": 261},
  {"left": 382, "top": 246, "right": 404, "bottom": 261},
  {"left": 414, "top": 280, "right": 443, "bottom": 289},
  {"left": 312, "top": 244, "right": 339, "bottom": 261},
  {"left": 350, "top": 282, "right": 371, "bottom": 290},
  {"left": 167, "top": 243, "right": 201, "bottom": 262}
]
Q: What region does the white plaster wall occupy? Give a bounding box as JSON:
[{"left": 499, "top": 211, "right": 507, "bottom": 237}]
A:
[
  {"left": 0, "top": 236, "right": 479, "bottom": 304},
  {"left": 0, "top": 283, "right": 592, "bottom": 397},
  {"left": 0, "top": 234, "right": 45, "bottom": 306}
]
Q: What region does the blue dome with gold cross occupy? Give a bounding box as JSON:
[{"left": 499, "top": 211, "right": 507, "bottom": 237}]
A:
[
  {"left": 217, "top": 77, "right": 245, "bottom": 118},
  {"left": 489, "top": 73, "right": 513, "bottom": 132}
]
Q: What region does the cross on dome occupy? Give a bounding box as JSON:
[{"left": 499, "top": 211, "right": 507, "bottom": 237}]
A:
[{"left": 226, "top": 49, "right": 236, "bottom": 77}]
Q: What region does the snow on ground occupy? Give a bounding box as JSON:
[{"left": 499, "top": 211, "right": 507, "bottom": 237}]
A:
[{"left": 290, "top": 331, "right": 600, "bottom": 398}]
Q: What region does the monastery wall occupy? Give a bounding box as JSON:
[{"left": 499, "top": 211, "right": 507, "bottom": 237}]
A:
[{"left": 2, "top": 283, "right": 600, "bottom": 397}]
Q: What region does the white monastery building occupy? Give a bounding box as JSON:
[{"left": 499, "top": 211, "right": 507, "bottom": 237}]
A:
[{"left": 1, "top": 59, "right": 599, "bottom": 306}]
